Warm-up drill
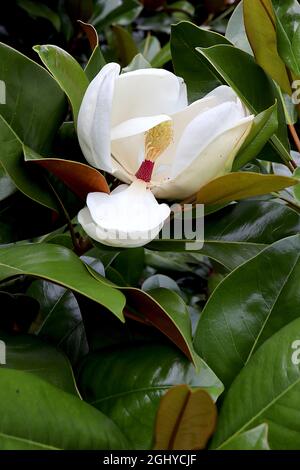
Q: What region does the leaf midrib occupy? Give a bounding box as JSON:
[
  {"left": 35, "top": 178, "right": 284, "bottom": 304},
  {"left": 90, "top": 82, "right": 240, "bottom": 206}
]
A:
[
  {"left": 245, "top": 251, "right": 300, "bottom": 364},
  {"left": 217, "top": 375, "right": 300, "bottom": 449}
]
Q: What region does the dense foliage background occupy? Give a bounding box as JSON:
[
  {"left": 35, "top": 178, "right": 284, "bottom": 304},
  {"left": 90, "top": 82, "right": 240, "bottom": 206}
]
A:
[{"left": 1, "top": 0, "right": 300, "bottom": 451}]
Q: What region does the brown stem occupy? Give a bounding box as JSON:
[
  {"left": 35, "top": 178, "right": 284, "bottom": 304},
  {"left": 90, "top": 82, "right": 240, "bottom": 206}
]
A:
[{"left": 288, "top": 124, "right": 300, "bottom": 168}]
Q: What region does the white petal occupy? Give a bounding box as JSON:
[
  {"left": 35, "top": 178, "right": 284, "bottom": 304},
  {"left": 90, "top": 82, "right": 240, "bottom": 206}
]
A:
[
  {"left": 206, "top": 85, "right": 250, "bottom": 115},
  {"left": 151, "top": 96, "right": 217, "bottom": 179},
  {"left": 77, "top": 63, "right": 121, "bottom": 172},
  {"left": 152, "top": 116, "right": 254, "bottom": 200},
  {"left": 171, "top": 101, "right": 251, "bottom": 179},
  {"left": 111, "top": 115, "right": 172, "bottom": 175},
  {"left": 79, "top": 180, "right": 170, "bottom": 248},
  {"left": 111, "top": 68, "right": 187, "bottom": 127}
]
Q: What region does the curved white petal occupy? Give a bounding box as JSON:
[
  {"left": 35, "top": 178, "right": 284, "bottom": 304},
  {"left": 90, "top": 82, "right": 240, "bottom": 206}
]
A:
[
  {"left": 151, "top": 96, "right": 217, "bottom": 179},
  {"left": 171, "top": 101, "right": 251, "bottom": 179},
  {"left": 111, "top": 68, "right": 187, "bottom": 127},
  {"left": 152, "top": 116, "right": 254, "bottom": 200},
  {"left": 111, "top": 115, "right": 172, "bottom": 175},
  {"left": 79, "top": 180, "right": 170, "bottom": 248},
  {"left": 77, "top": 63, "right": 121, "bottom": 172}
]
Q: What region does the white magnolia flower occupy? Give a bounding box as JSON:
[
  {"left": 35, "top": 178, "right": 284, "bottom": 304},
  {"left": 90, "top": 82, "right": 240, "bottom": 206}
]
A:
[{"left": 77, "top": 63, "right": 254, "bottom": 247}]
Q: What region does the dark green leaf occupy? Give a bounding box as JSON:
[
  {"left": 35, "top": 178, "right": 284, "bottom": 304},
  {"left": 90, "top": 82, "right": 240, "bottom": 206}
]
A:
[
  {"left": 33, "top": 45, "right": 89, "bottom": 125},
  {"left": 78, "top": 343, "right": 223, "bottom": 450},
  {"left": 27, "top": 280, "right": 88, "bottom": 365},
  {"left": 0, "top": 333, "right": 79, "bottom": 395},
  {"left": 0, "top": 243, "right": 126, "bottom": 321},
  {"left": 194, "top": 235, "right": 300, "bottom": 388},
  {"left": 171, "top": 21, "right": 230, "bottom": 102},
  {"left": 212, "top": 317, "right": 300, "bottom": 450},
  {"left": 0, "top": 368, "right": 128, "bottom": 449},
  {"left": 197, "top": 44, "right": 291, "bottom": 164}
]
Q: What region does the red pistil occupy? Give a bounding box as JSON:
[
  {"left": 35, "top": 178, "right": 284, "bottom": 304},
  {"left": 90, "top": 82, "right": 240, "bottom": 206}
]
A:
[{"left": 135, "top": 160, "right": 155, "bottom": 183}]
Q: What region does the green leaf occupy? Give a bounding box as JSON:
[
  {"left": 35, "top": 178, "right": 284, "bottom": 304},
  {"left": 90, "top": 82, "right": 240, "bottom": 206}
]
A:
[
  {"left": 273, "top": 0, "right": 300, "bottom": 76},
  {"left": 196, "top": 172, "right": 297, "bottom": 206},
  {"left": 243, "top": 0, "right": 291, "bottom": 94},
  {"left": 142, "top": 274, "right": 183, "bottom": 298},
  {"left": 112, "top": 25, "right": 139, "bottom": 66},
  {"left": 233, "top": 103, "right": 278, "bottom": 170},
  {"left": 0, "top": 243, "right": 125, "bottom": 321},
  {"left": 140, "top": 35, "right": 160, "bottom": 62},
  {"left": 78, "top": 343, "right": 223, "bottom": 450},
  {"left": 194, "top": 235, "right": 300, "bottom": 389},
  {"left": 33, "top": 45, "right": 89, "bottom": 125},
  {"left": 212, "top": 317, "right": 300, "bottom": 450},
  {"left": 0, "top": 43, "right": 66, "bottom": 152},
  {"left": 149, "top": 200, "right": 300, "bottom": 270},
  {"left": 87, "top": 257, "right": 201, "bottom": 364},
  {"left": 171, "top": 21, "right": 231, "bottom": 102},
  {"left": 85, "top": 44, "right": 106, "bottom": 81},
  {"left": 154, "top": 385, "right": 217, "bottom": 450},
  {"left": 110, "top": 248, "right": 145, "bottom": 286},
  {"left": 17, "top": 0, "right": 61, "bottom": 31},
  {"left": 0, "top": 333, "right": 79, "bottom": 395},
  {"left": 0, "top": 368, "right": 128, "bottom": 450},
  {"left": 151, "top": 42, "right": 172, "bottom": 68},
  {"left": 0, "top": 42, "right": 66, "bottom": 209},
  {"left": 123, "top": 53, "right": 151, "bottom": 73},
  {"left": 92, "top": 0, "right": 141, "bottom": 31},
  {"left": 79, "top": 21, "right": 106, "bottom": 81},
  {"left": 225, "top": 1, "right": 252, "bottom": 54},
  {"left": 26, "top": 280, "right": 88, "bottom": 365},
  {"left": 221, "top": 424, "right": 270, "bottom": 450},
  {"left": 293, "top": 167, "right": 300, "bottom": 201},
  {"left": 0, "top": 117, "right": 58, "bottom": 210},
  {"left": 197, "top": 44, "right": 291, "bottom": 164}
]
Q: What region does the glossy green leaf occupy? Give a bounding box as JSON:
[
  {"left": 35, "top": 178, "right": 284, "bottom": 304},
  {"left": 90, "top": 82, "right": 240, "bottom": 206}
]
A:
[
  {"left": 149, "top": 200, "right": 300, "bottom": 270},
  {"left": 212, "top": 317, "right": 300, "bottom": 450},
  {"left": 0, "top": 117, "right": 58, "bottom": 210},
  {"left": 27, "top": 280, "right": 88, "bottom": 365},
  {"left": 171, "top": 21, "right": 230, "bottom": 102},
  {"left": 233, "top": 103, "right": 278, "bottom": 170},
  {"left": 221, "top": 424, "right": 270, "bottom": 450},
  {"left": 0, "top": 368, "right": 128, "bottom": 450},
  {"left": 0, "top": 243, "right": 125, "bottom": 321},
  {"left": 0, "top": 43, "right": 66, "bottom": 151},
  {"left": 0, "top": 42, "right": 66, "bottom": 209},
  {"left": 79, "top": 21, "right": 106, "bottom": 81},
  {"left": 78, "top": 343, "right": 223, "bottom": 450},
  {"left": 142, "top": 274, "right": 183, "bottom": 298},
  {"left": 194, "top": 235, "right": 300, "bottom": 388},
  {"left": 197, "top": 44, "right": 291, "bottom": 164},
  {"left": 0, "top": 333, "right": 79, "bottom": 395},
  {"left": 196, "top": 172, "right": 297, "bottom": 206},
  {"left": 111, "top": 248, "right": 144, "bottom": 286},
  {"left": 154, "top": 385, "right": 217, "bottom": 450},
  {"left": 34, "top": 45, "right": 89, "bottom": 125},
  {"left": 273, "top": 0, "right": 300, "bottom": 76},
  {"left": 243, "top": 0, "right": 291, "bottom": 94}
]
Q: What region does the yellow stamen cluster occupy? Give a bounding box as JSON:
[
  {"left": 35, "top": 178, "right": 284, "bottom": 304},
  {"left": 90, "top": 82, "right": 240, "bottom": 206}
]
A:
[{"left": 145, "top": 120, "right": 173, "bottom": 162}]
